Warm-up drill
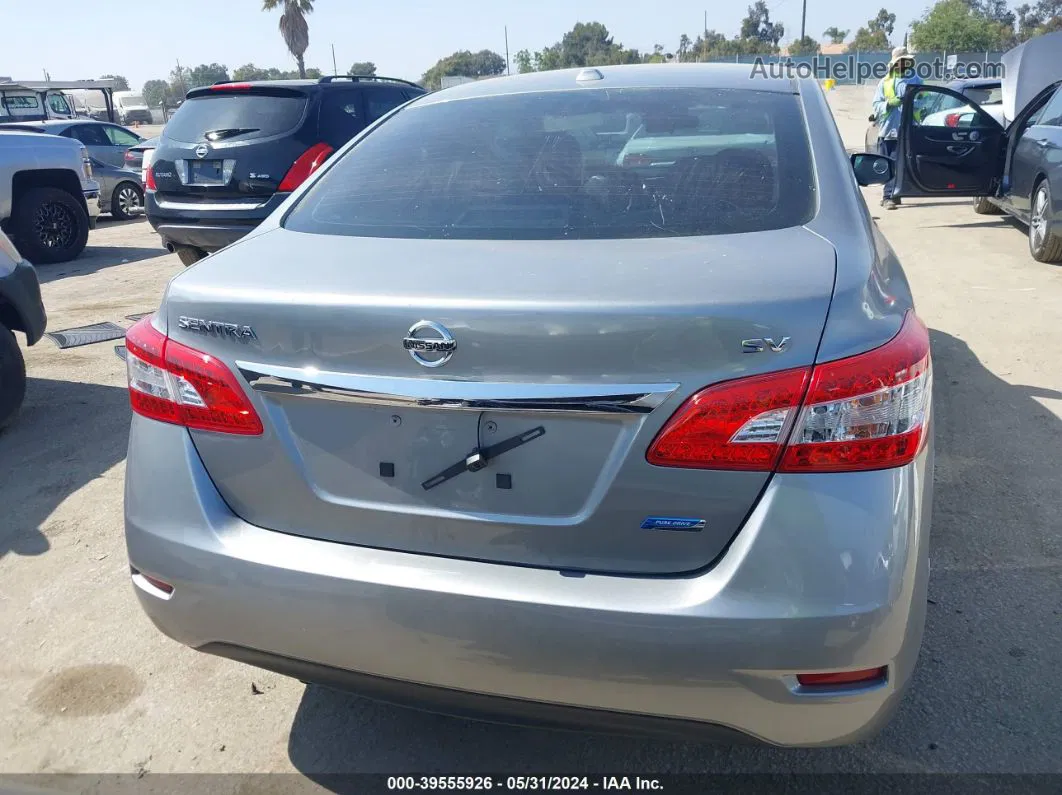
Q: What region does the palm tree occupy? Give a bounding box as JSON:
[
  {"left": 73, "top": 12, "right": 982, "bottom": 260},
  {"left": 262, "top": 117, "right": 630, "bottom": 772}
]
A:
[{"left": 262, "top": 0, "right": 314, "bottom": 79}]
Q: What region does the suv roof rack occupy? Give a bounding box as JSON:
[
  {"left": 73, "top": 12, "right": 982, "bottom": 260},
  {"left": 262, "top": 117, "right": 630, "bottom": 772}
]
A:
[{"left": 319, "top": 75, "right": 422, "bottom": 89}]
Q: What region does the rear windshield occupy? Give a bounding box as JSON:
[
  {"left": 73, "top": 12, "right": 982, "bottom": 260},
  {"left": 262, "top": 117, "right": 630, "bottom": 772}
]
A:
[
  {"left": 283, "top": 87, "right": 816, "bottom": 240},
  {"left": 965, "top": 86, "right": 1002, "bottom": 105},
  {"left": 164, "top": 90, "right": 308, "bottom": 144},
  {"left": 123, "top": 95, "right": 145, "bottom": 105}
]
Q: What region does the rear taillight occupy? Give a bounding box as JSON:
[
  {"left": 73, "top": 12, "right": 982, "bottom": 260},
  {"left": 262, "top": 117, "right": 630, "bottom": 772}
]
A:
[
  {"left": 278, "top": 143, "right": 334, "bottom": 192},
  {"left": 124, "top": 150, "right": 136, "bottom": 163},
  {"left": 944, "top": 113, "right": 962, "bottom": 127},
  {"left": 647, "top": 313, "right": 931, "bottom": 473},
  {"left": 125, "top": 317, "right": 263, "bottom": 435},
  {"left": 144, "top": 163, "right": 156, "bottom": 191},
  {"left": 646, "top": 368, "right": 811, "bottom": 471}
]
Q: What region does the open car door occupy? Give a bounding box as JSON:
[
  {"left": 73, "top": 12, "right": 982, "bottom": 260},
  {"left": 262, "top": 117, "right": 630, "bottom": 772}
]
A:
[{"left": 893, "top": 85, "right": 1006, "bottom": 198}]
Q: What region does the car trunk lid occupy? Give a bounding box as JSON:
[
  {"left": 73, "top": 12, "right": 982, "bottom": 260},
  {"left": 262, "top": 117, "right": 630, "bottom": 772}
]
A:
[{"left": 165, "top": 226, "right": 836, "bottom": 574}]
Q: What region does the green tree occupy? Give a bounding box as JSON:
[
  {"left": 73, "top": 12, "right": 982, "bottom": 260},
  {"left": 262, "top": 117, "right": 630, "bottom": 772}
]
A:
[
  {"left": 1016, "top": 0, "right": 1062, "bottom": 40},
  {"left": 233, "top": 63, "right": 272, "bottom": 81},
  {"left": 262, "top": 0, "right": 313, "bottom": 79},
  {"left": 348, "top": 61, "right": 377, "bottom": 76},
  {"left": 910, "top": 0, "right": 1013, "bottom": 50},
  {"left": 789, "top": 36, "right": 822, "bottom": 55},
  {"left": 142, "top": 79, "right": 170, "bottom": 107},
  {"left": 422, "top": 49, "right": 506, "bottom": 88},
  {"left": 847, "top": 8, "right": 897, "bottom": 51},
  {"left": 514, "top": 49, "right": 535, "bottom": 73},
  {"left": 99, "top": 74, "right": 129, "bottom": 91},
  {"left": 823, "top": 26, "right": 849, "bottom": 43},
  {"left": 169, "top": 66, "right": 191, "bottom": 99},
  {"left": 740, "top": 1, "right": 785, "bottom": 49},
  {"left": 678, "top": 33, "right": 692, "bottom": 60},
  {"left": 186, "top": 63, "right": 230, "bottom": 89}
]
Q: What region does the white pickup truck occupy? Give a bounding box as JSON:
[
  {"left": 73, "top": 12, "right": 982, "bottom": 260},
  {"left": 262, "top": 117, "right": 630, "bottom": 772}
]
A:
[{"left": 0, "top": 129, "right": 101, "bottom": 263}]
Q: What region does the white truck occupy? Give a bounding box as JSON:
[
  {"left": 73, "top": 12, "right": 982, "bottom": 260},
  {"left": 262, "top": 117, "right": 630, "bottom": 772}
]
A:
[
  {"left": 0, "top": 79, "right": 117, "bottom": 123},
  {"left": 0, "top": 129, "right": 101, "bottom": 263}
]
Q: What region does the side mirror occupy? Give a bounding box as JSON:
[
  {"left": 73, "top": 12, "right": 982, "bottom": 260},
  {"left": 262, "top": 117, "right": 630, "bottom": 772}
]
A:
[
  {"left": 868, "top": 114, "right": 877, "bottom": 123},
  {"left": 851, "top": 153, "right": 893, "bottom": 186}
]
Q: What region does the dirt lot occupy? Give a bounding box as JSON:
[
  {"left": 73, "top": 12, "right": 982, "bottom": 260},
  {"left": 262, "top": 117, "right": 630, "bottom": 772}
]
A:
[{"left": 1, "top": 85, "right": 1060, "bottom": 782}]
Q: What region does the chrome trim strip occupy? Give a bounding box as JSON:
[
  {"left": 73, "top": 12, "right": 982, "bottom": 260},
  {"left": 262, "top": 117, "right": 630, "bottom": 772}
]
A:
[
  {"left": 156, "top": 197, "right": 267, "bottom": 211},
  {"left": 237, "top": 362, "right": 677, "bottom": 415}
]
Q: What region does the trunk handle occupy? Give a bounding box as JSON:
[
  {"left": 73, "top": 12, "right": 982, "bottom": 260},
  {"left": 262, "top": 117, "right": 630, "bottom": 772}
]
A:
[{"left": 237, "top": 362, "right": 678, "bottom": 415}]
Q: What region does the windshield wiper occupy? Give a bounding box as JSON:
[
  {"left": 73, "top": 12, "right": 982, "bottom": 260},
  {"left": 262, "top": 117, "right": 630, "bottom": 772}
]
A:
[
  {"left": 203, "top": 128, "right": 259, "bottom": 142},
  {"left": 421, "top": 426, "right": 545, "bottom": 491}
]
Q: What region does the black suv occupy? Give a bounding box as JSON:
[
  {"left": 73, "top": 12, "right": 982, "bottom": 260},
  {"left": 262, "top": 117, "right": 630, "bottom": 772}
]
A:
[{"left": 146, "top": 75, "right": 426, "bottom": 265}]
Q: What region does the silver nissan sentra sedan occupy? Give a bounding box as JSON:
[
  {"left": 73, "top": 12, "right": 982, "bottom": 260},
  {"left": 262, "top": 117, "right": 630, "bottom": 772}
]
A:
[{"left": 123, "top": 64, "right": 932, "bottom": 746}]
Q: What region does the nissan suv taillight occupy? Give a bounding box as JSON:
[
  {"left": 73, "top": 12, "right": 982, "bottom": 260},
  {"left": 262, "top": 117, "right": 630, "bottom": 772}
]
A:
[
  {"left": 125, "top": 317, "right": 263, "bottom": 435},
  {"left": 647, "top": 312, "right": 931, "bottom": 473}
]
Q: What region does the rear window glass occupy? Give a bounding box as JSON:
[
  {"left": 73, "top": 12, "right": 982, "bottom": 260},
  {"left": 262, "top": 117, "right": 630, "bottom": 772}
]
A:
[
  {"left": 283, "top": 87, "right": 816, "bottom": 240},
  {"left": 164, "top": 91, "right": 308, "bottom": 144},
  {"left": 122, "top": 94, "right": 145, "bottom": 105},
  {"left": 964, "top": 86, "right": 1002, "bottom": 105}
]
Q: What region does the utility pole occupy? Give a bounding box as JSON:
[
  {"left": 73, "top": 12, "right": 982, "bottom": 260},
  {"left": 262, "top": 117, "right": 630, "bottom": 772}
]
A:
[
  {"left": 800, "top": 0, "right": 807, "bottom": 41},
  {"left": 331, "top": 44, "right": 338, "bottom": 76},
  {"left": 703, "top": 10, "right": 708, "bottom": 62},
  {"left": 505, "top": 26, "right": 511, "bottom": 75},
  {"left": 175, "top": 58, "right": 187, "bottom": 97}
]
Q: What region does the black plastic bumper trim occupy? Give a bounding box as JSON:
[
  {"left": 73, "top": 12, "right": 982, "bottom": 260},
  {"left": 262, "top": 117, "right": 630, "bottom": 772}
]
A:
[{"left": 199, "top": 642, "right": 761, "bottom": 744}]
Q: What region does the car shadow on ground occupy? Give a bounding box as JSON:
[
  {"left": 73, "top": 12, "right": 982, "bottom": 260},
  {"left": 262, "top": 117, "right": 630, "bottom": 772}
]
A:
[
  {"left": 273, "top": 329, "right": 1052, "bottom": 778},
  {"left": 34, "top": 245, "right": 168, "bottom": 284},
  {"left": 0, "top": 378, "right": 129, "bottom": 559}
]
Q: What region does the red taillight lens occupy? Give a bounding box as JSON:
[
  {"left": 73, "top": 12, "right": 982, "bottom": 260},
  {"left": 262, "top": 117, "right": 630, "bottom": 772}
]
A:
[
  {"left": 209, "top": 83, "right": 252, "bottom": 91},
  {"left": 646, "top": 368, "right": 811, "bottom": 471},
  {"left": 944, "top": 113, "right": 961, "bottom": 127},
  {"left": 796, "top": 666, "right": 887, "bottom": 687},
  {"left": 125, "top": 317, "right": 263, "bottom": 435},
  {"left": 144, "top": 163, "right": 156, "bottom": 191},
  {"left": 647, "top": 313, "right": 930, "bottom": 473},
  {"left": 779, "top": 312, "right": 930, "bottom": 473},
  {"left": 278, "top": 143, "right": 334, "bottom": 192}
]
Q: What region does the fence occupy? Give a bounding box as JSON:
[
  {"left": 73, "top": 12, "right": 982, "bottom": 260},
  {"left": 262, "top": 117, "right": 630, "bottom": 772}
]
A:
[{"left": 701, "top": 51, "right": 1007, "bottom": 85}]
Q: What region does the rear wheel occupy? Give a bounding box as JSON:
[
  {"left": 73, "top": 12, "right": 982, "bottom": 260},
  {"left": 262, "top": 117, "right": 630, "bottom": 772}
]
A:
[
  {"left": 111, "top": 182, "right": 144, "bottom": 220},
  {"left": 0, "top": 324, "right": 27, "bottom": 432},
  {"left": 972, "top": 196, "right": 1004, "bottom": 215},
  {"left": 1029, "top": 180, "right": 1062, "bottom": 263},
  {"left": 12, "top": 187, "right": 89, "bottom": 264}
]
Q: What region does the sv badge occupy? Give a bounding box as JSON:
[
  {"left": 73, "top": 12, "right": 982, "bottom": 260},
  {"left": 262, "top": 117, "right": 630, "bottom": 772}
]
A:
[{"left": 742, "top": 337, "right": 791, "bottom": 353}]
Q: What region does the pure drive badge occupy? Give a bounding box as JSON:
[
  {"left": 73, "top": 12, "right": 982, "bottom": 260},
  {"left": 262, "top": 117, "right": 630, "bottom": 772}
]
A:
[{"left": 640, "top": 516, "right": 707, "bottom": 531}]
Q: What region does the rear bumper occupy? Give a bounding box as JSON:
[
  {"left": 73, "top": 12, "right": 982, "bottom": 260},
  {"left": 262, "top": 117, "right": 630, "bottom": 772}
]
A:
[
  {"left": 145, "top": 191, "right": 288, "bottom": 252},
  {"left": 120, "top": 110, "right": 153, "bottom": 123},
  {"left": 125, "top": 417, "right": 933, "bottom": 747},
  {"left": 0, "top": 259, "right": 47, "bottom": 344}
]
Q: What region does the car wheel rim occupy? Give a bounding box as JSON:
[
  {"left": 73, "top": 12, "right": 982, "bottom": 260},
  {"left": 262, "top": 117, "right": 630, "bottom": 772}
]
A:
[
  {"left": 1032, "top": 189, "right": 1049, "bottom": 249},
  {"left": 33, "top": 202, "right": 76, "bottom": 250},
  {"left": 119, "top": 186, "right": 141, "bottom": 215}
]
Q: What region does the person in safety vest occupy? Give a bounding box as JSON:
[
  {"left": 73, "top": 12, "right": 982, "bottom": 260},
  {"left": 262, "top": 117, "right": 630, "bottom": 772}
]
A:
[{"left": 873, "top": 46, "right": 923, "bottom": 210}]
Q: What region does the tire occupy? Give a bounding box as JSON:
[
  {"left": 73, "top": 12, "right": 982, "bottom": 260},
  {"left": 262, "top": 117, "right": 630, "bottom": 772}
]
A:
[
  {"left": 972, "top": 196, "right": 1004, "bottom": 215},
  {"left": 1028, "top": 179, "right": 1062, "bottom": 263},
  {"left": 0, "top": 324, "right": 27, "bottom": 433},
  {"left": 111, "top": 182, "right": 144, "bottom": 220},
  {"left": 176, "top": 247, "right": 206, "bottom": 267},
  {"left": 12, "top": 186, "right": 89, "bottom": 264}
]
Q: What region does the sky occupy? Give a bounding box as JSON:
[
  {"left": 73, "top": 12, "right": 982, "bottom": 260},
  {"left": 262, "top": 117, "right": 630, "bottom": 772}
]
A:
[{"left": 1, "top": 0, "right": 934, "bottom": 90}]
